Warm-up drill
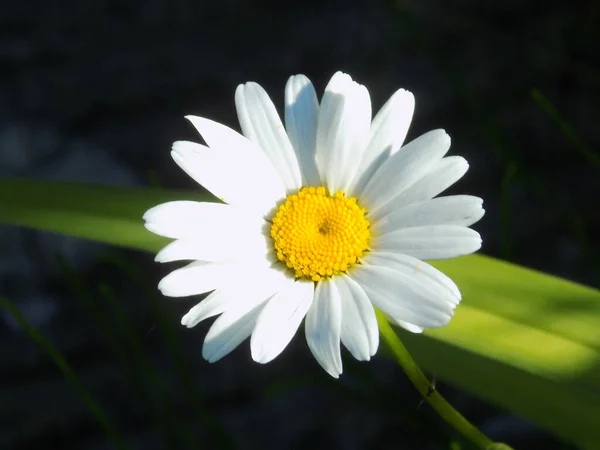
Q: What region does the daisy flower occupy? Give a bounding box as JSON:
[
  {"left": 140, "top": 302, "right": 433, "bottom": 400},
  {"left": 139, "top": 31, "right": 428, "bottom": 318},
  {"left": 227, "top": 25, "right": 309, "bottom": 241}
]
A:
[{"left": 143, "top": 71, "right": 484, "bottom": 378}]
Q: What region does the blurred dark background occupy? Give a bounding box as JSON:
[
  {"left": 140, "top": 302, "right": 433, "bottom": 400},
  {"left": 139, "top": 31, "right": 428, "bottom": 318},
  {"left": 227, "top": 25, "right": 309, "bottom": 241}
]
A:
[{"left": 1, "top": 0, "right": 598, "bottom": 449}]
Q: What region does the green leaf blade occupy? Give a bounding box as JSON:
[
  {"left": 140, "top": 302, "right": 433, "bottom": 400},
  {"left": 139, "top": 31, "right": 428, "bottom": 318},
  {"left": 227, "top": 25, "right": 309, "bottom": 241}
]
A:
[{"left": 1, "top": 177, "right": 599, "bottom": 448}]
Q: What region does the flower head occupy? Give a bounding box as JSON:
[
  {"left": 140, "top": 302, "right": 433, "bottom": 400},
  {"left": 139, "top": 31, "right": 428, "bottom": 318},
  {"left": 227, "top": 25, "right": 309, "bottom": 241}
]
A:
[{"left": 143, "top": 72, "right": 484, "bottom": 377}]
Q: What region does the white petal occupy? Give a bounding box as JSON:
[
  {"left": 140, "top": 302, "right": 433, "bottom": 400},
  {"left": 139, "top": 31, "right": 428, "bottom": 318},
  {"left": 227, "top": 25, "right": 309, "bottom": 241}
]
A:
[
  {"left": 374, "top": 225, "right": 482, "bottom": 260},
  {"left": 186, "top": 115, "right": 265, "bottom": 156},
  {"left": 335, "top": 274, "right": 379, "bottom": 361},
  {"left": 372, "top": 156, "right": 469, "bottom": 219},
  {"left": 373, "top": 195, "right": 485, "bottom": 234},
  {"left": 235, "top": 82, "right": 302, "bottom": 192},
  {"left": 316, "top": 72, "right": 371, "bottom": 193},
  {"left": 351, "top": 264, "right": 454, "bottom": 328},
  {"left": 364, "top": 252, "right": 461, "bottom": 306},
  {"left": 143, "top": 201, "right": 263, "bottom": 240},
  {"left": 155, "top": 232, "right": 269, "bottom": 263},
  {"left": 305, "top": 277, "right": 343, "bottom": 378},
  {"left": 202, "top": 295, "right": 270, "bottom": 363},
  {"left": 394, "top": 320, "right": 424, "bottom": 333},
  {"left": 158, "top": 261, "right": 238, "bottom": 298},
  {"left": 171, "top": 141, "right": 281, "bottom": 217},
  {"left": 360, "top": 130, "right": 451, "bottom": 214},
  {"left": 181, "top": 288, "right": 235, "bottom": 328},
  {"left": 285, "top": 74, "right": 320, "bottom": 186},
  {"left": 178, "top": 116, "right": 286, "bottom": 215},
  {"left": 348, "top": 89, "right": 415, "bottom": 196},
  {"left": 182, "top": 267, "right": 287, "bottom": 328},
  {"left": 251, "top": 279, "right": 314, "bottom": 364}
]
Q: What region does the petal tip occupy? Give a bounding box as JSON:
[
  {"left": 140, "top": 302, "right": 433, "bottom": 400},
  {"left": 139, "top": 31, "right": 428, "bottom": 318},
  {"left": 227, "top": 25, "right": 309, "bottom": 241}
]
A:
[
  {"left": 141, "top": 210, "right": 154, "bottom": 224},
  {"left": 331, "top": 70, "right": 349, "bottom": 80},
  {"left": 432, "top": 130, "right": 452, "bottom": 152},
  {"left": 157, "top": 280, "right": 168, "bottom": 294},
  {"left": 370, "top": 340, "right": 380, "bottom": 358},
  {"left": 251, "top": 351, "right": 269, "bottom": 365},
  {"left": 250, "top": 341, "right": 264, "bottom": 363},
  {"left": 438, "top": 129, "right": 451, "bottom": 143},
  {"left": 285, "top": 74, "right": 314, "bottom": 104},
  {"left": 171, "top": 140, "right": 201, "bottom": 154},
  {"left": 201, "top": 344, "right": 217, "bottom": 363},
  {"left": 289, "top": 73, "right": 309, "bottom": 84},
  {"left": 394, "top": 88, "right": 415, "bottom": 102},
  {"left": 234, "top": 83, "right": 250, "bottom": 102},
  {"left": 184, "top": 114, "right": 200, "bottom": 124},
  {"left": 157, "top": 276, "right": 177, "bottom": 297},
  {"left": 329, "top": 368, "right": 342, "bottom": 378},
  {"left": 327, "top": 71, "right": 353, "bottom": 93},
  {"left": 181, "top": 314, "right": 194, "bottom": 328}
]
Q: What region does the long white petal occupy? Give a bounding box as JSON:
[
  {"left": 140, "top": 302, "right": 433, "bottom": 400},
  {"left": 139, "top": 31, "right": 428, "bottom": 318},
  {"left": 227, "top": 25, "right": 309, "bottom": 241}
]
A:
[
  {"left": 182, "top": 267, "right": 287, "bottom": 328},
  {"left": 202, "top": 295, "right": 270, "bottom": 363},
  {"left": 171, "top": 140, "right": 283, "bottom": 217},
  {"left": 351, "top": 264, "right": 454, "bottom": 328},
  {"left": 335, "top": 274, "right": 378, "bottom": 361},
  {"left": 182, "top": 116, "right": 287, "bottom": 211},
  {"left": 374, "top": 225, "right": 482, "bottom": 260},
  {"left": 373, "top": 195, "right": 485, "bottom": 234},
  {"left": 316, "top": 72, "right": 371, "bottom": 193},
  {"left": 154, "top": 233, "right": 269, "bottom": 263},
  {"left": 285, "top": 75, "right": 320, "bottom": 186},
  {"left": 251, "top": 279, "right": 314, "bottom": 364},
  {"left": 235, "top": 82, "right": 302, "bottom": 192},
  {"left": 143, "top": 201, "right": 264, "bottom": 240},
  {"left": 364, "top": 252, "right": 461, "bottom": 306},
  {"left": 186, "top": 115, "right": 267, "bottom": 156},
  {"left": 158, "top": 261, "right": 239, "bottom": 298},
  {"left": 305, "top": 278, "right": 343, "bottom": 378},
  {"left": 360, "top": 130, "right": 451, "bottom": 213},
  {"left": 181, "top": 288, "right": 236, "bottom": 328},
  {"left": 348, "top": 88, "right": 415, "bottom": 196},
  {"left": 371, "top": 156, "right": 469, "bottom": 220}
]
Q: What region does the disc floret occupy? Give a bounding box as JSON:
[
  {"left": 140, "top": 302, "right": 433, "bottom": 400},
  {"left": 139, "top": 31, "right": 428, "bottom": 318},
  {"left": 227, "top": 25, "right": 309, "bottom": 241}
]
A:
[{"left": 270, "top": 186, "right": 370, "bottom": 281}]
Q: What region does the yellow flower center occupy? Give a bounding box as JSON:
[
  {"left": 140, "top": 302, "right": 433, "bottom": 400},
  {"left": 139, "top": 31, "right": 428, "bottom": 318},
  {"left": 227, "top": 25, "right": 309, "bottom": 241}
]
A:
[{"left": 270, "top": 186, "right": 370, "bottom": 281}]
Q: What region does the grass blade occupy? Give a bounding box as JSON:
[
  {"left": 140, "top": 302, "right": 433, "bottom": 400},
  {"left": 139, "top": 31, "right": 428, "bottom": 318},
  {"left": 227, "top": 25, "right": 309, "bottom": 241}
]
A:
[{"left": 0, "top": 296, "right": 131, "bottom": 450}]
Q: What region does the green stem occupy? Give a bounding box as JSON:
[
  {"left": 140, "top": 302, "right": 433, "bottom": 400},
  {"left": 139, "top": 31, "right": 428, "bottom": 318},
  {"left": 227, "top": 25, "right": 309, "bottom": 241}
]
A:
[{"left": 376, "top": 309, "right": 514, "bottom": 450}]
